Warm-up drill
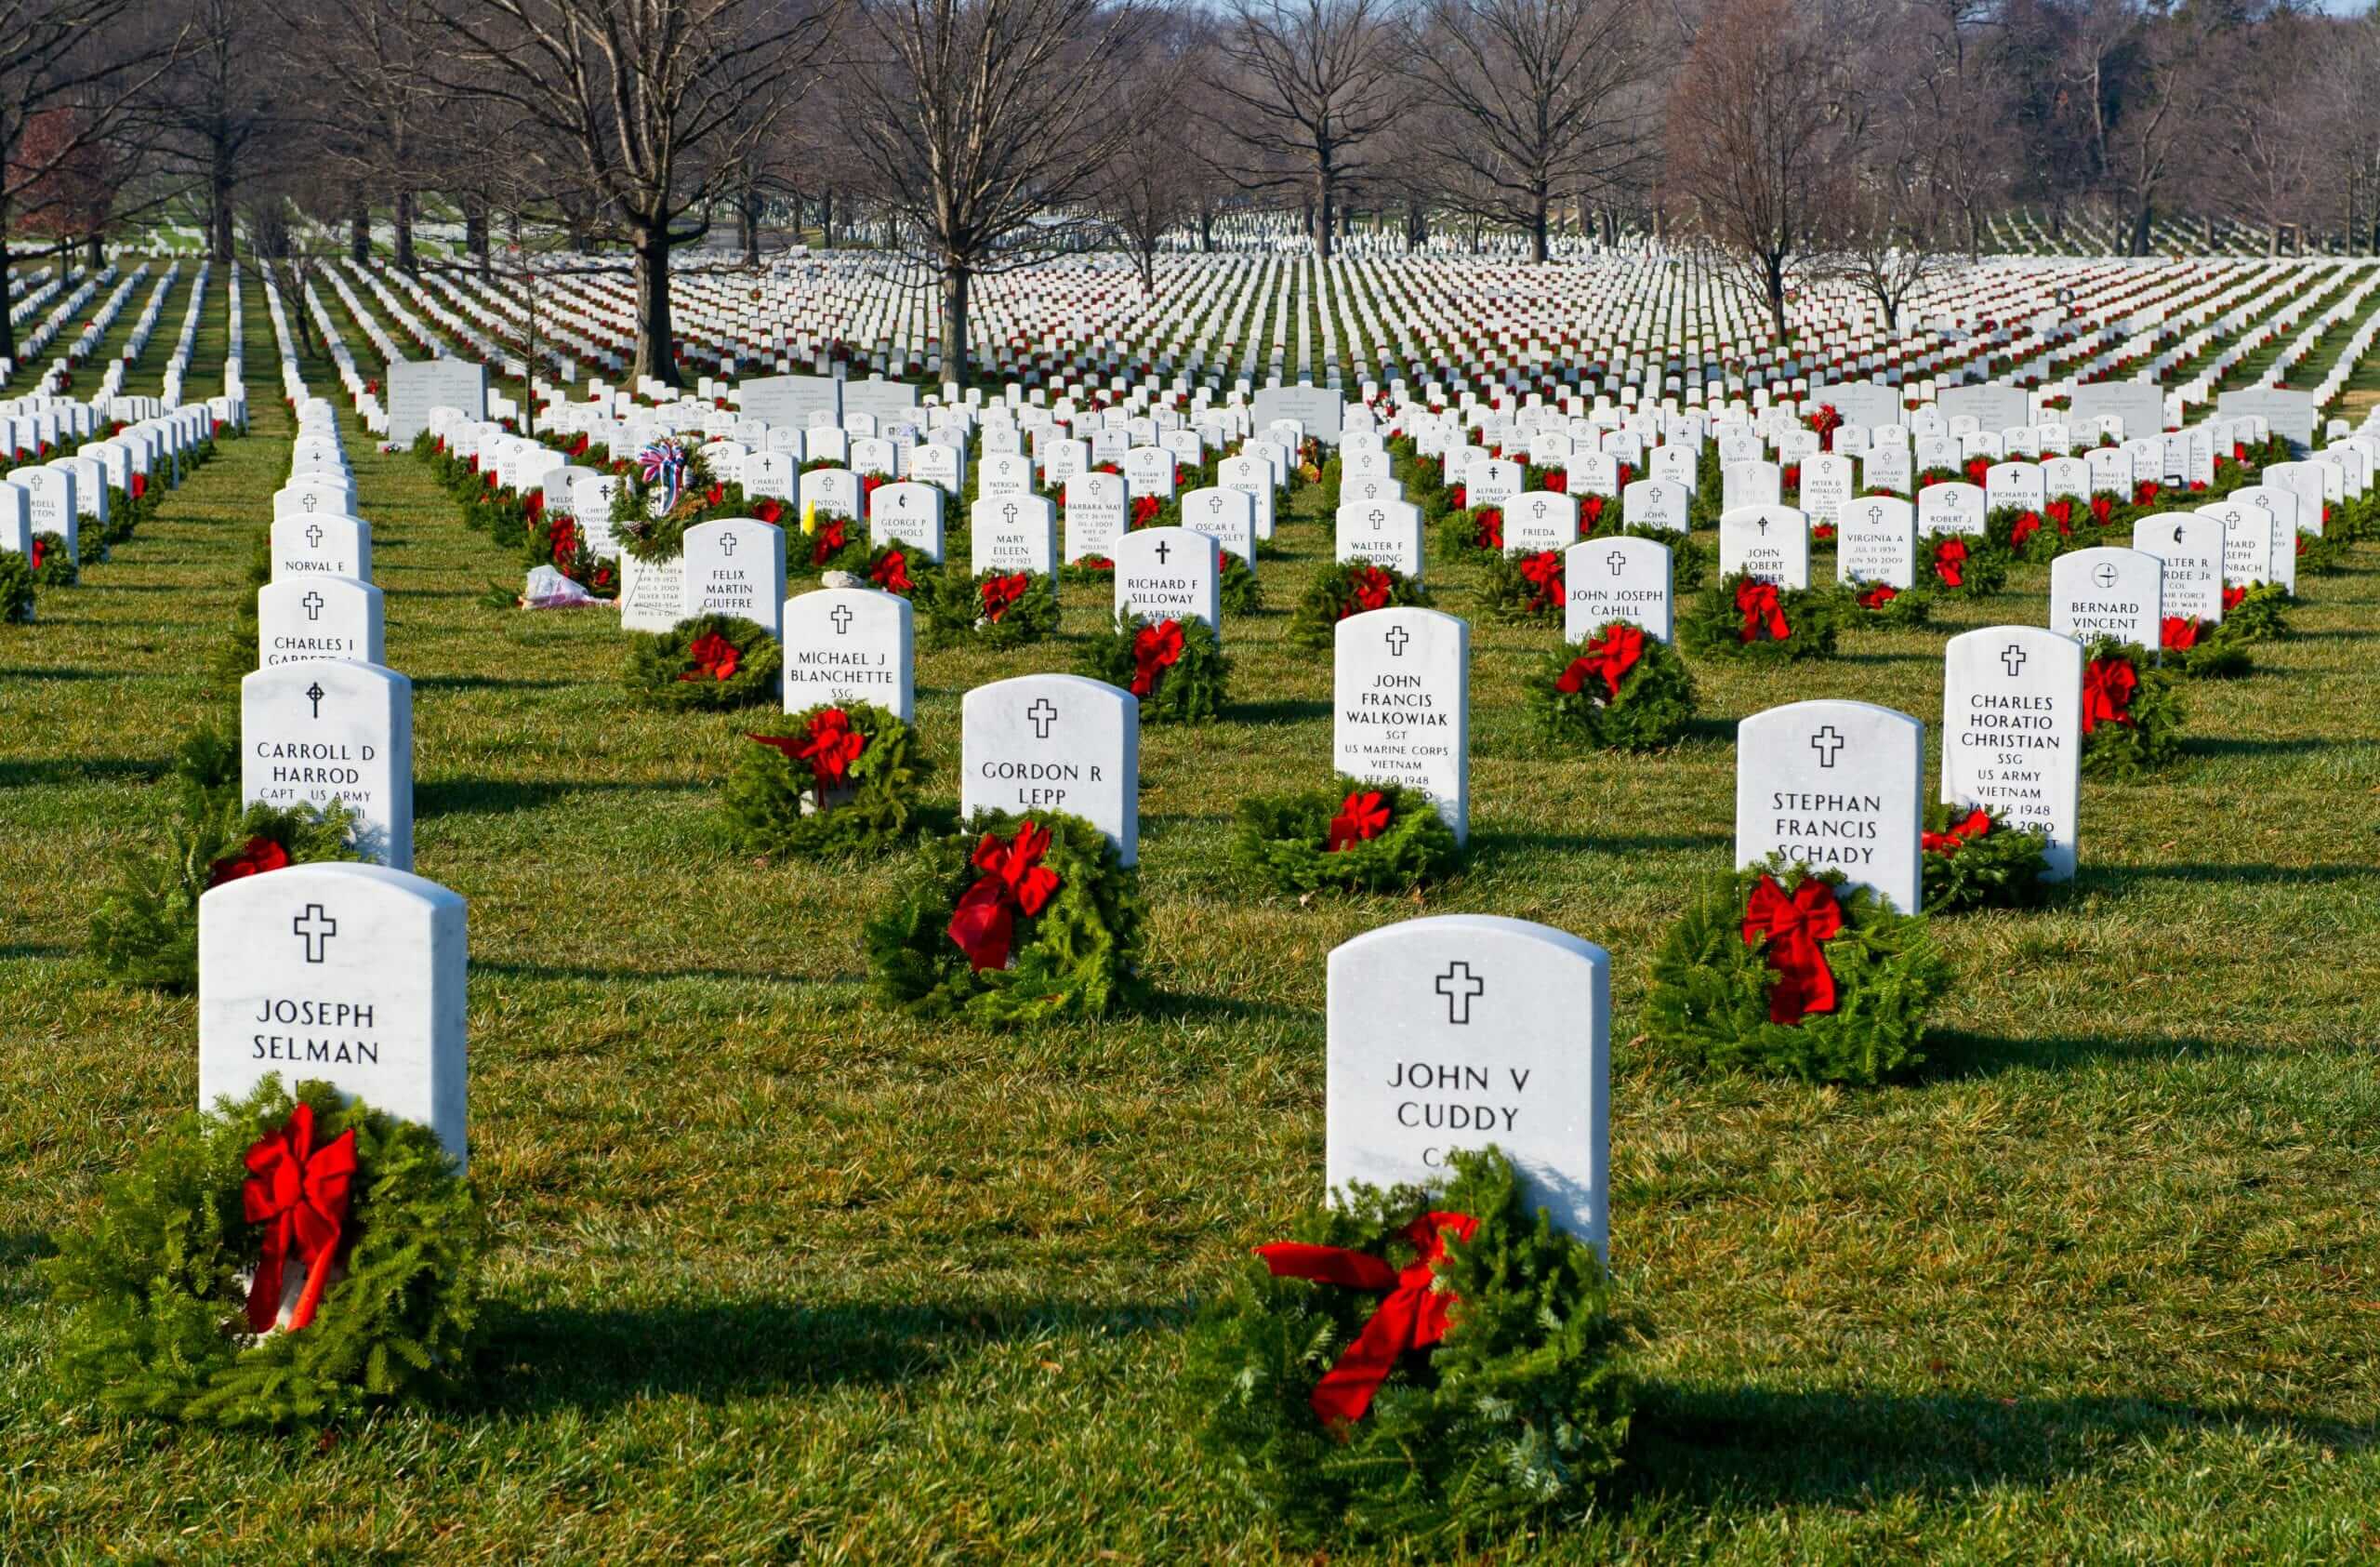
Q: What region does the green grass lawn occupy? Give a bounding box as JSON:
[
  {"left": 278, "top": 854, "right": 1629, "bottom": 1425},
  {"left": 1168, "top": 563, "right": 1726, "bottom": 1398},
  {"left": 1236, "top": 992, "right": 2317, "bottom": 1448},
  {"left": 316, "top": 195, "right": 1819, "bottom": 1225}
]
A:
[{"left": 4, "top": 301, "right": 2380, "bottom": 1558}]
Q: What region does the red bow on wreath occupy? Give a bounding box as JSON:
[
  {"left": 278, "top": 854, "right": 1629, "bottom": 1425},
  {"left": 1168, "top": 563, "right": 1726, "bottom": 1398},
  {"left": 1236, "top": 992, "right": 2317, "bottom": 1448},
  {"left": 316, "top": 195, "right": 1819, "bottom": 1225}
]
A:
[
  {"left": 681, "top": 631, "right": 740, "bottom": 683},
  {"left": 2009, "top": 511, "right": 2042, "bottom": 549},
  {"left": 1735, "top": 578, "right": 1789, "bottom": 643},
  {"left": 1922, "top": 808, "right": 1993, "bottom": 856},
  {"left": 809, "top": 516, "right": 849, "bottom": 565},
  {"left": 870, "top": 549, "right": 912, "bottom": 594},
  {"left": 1933, "top": 538, "right": 1968, "bottom": 588},
  {"left": 1131, "top": 494, "right": 1162, "bottom": 528},
  {"left": 2160, "top": 616, "right": 2201, "bottom": 651},
  {"left": 206, "top": 835, "right": 291, "bottom": 888},
  {"left": 979, "top": 572, "right": 1029, "bottom": 622},
  {"left": 1578, "top": 494, "right": 1606, "bottom": 534},
  {"left": 2082, "top": 657, "right": 2137, "bottom": 734},
  {"left": 1740, "top": 872, "right": 1844, "bottom": 1026},
  {"left": 1130, "top": 618, "right": 1184, "bottom": 697},
  {"left": 1858, "top": 583, "right": 1898, "bottom": 610},
  {"left": 1556, "top": 622, "right": 1643, "bottom": 700},
  {"left": 2221, "top": 584, "right": 2247, "bottom": 614},
  {"left": 947, "top": 818, "right": 1061, "bottom": 972},
  {"left": 1256, "top": 1210, "right": 1480, "bottom": 1428},
  {"left": 1347, "top": 565, "right": 1394, "bottom": 614},
  {"left": 1326, "top": 790, "right": 1390, "bottom": 852},
  {"left": 1471, "top": 508, "right": 1503, "bottom": 551},
  {"left": 241, "top": 1103, "right": 357, "bottom": 1334},
  {"left": 748, "top": 707, "right": 866, "bottom": 790},
  {"left": 29, "top": 537, "right": 46, "bottom": 572},
  {"left": 1517, "top": 550, "right": 1562, "bottom": 610},
  {"left": 753, "top": 498, "right": 785, "bottom": 526},
  {"left": 2090, "top": 495, "right": 2114, "bottom": 525}
]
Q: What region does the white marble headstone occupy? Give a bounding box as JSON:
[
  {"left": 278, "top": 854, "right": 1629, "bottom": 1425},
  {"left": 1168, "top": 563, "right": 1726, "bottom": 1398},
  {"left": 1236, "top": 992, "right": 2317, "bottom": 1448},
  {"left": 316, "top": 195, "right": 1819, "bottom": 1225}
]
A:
[
  {"left": 961, "top": 673, "right": 1140, "bottom": 864},
  {"left": 1940, "top": 627, "right": 2082, "bottom": 881},
  {"left": 1734, "top": 699, "right": 1924, "bottom": 912},
  {"left": 258, "top": 575, "right": 385, "bottom": 670},
  {"left": 241, "top": 660, "right": 414, "bottom": 871},
  {"left": 1334, "top": 607, "right": 1469, "bottom": 843},
  {"left": 782, "top": 587, "right": 913, "bottom": 722}
]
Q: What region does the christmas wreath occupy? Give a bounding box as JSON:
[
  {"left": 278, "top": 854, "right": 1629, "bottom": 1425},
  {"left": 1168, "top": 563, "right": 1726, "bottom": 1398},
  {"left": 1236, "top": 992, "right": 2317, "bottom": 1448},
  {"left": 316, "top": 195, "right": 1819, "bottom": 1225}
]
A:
[
  {"left": 2215, "top": 581, "right": 2291, "bottom": 644},
  {"left": 721, "top": 703, "right": 929, "bottom": 857},
  {"left": 2294, "top": 525, "right": 2350, "bottom": 575},
  {"left": 46, "top": 1077, "right": 484, "bottom": 1428},
  {"left": 1646, "top": 861, "right": 1951, "bottom": 1085},
  {"left": 1921, "top": 803, "right": 2051, "bottom": 913},
  {"left": 87, "top": 793, "right": 363, "bottom": 993},
  {"left": 0, "top": 549, "right": 33, "bottom": 621},
  {"left": 1078, "top": 611, "right": 1229, "bottom": 723},
  {"left": 1434, "top": 504, "right": 1505, "bottom": 561},
  {"left": 1986, "top": 505, "right": 2074, "bottom": 564},
  {"left": 1230, "top": 777, "right": 1460, "bottom": 895},
  {"left": 1924, "top": 533, "right": 2007, "bottom": 598},
  {"left": 623, "top": 612, "right": 780, "bottom": 710},
  {"left": 1478, "top": 548, "right": 1567, "bottom": 623},
  {"left": 1058, "top": 553, "right": 1117, "bottom": 585},
  {"left": 1182, "top": 1146, "right": 1631, "bottom": 1547},
  {"left": 26, "top": 534, "right": 76, "bottom": 587},
  {"left": 917, "top": 565, "right": 1061, "bottom": 648},
  {"left": 523, "top": 508, "right": 619, "bottom": 600},
  {"left": 609, "top": 439, "right": 745, "bottom": 563},
  {"left": 1677, "top": 572, "right": 1843, "bottom": 662},
  {"left": 2078, "top": 638, "right": 2184, "bottom": 781},
  {"left": 862, "top": 809, "right": 1146, "bottom": 1027},
  {"left": 1289, "top": 560, "right": 1434, "bottom": 651},
  {"left": 1525, "top": 621, "right": 1697, "bottom": 751},
  {"left": 2158, "top": 615, "right": 2253, "bottom": 680},
  {"left": 795, "top": 503, "right": 863, "bottom": 574},
  {"left": 1844, "top": 579, "right": 1933, "bottom": 628},
  {"left": 1220, "top": 552, "right": 1263, "bottom": 615}
]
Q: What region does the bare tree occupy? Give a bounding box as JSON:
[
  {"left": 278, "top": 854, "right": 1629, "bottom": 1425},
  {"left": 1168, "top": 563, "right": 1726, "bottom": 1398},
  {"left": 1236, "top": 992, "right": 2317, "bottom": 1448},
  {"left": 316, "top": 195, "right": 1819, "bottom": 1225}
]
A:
[
  {"left": 1090, "top": 27, "right": 1214, "bottom": 292},
  {"left": 2203, "top": 3, "right": 2325, "bottom": 253},
  {"left": 1207, "top": 0, "right": 1405, "bottom": 259},
  {"left": 842, "top": 0, "right": 1149, "bottom": 386},
  {"left": 2104, "top": 0, "right": 2220, "bottom": 256},
  {"left": 1402, "top": 0, "right": 1652, "bottom": 262},
  {"left": 0, "top": 0, "right": 182, "bottom": 363},
  {"left": 1662, "top": 0, "right": 1849, "bottom": 339},
  {"left": 410, "top": 0, "right": 831, "bottom": 386},
  {"left": 278, "top": 0, "right": 437, "bottom": 274}
]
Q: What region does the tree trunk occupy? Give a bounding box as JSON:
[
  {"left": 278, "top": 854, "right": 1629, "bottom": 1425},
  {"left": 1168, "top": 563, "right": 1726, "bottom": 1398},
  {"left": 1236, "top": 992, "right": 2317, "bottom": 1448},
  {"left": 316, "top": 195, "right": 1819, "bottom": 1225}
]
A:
[
  {"left": 466, "top": 206, "right": 489, "bottom": 276},
  {"left": 942, "top": 260, "right": 971, "bottom": 389},
  {"left": 1316, "top": 179, "right": 1336, "bottom": 260},
  {"left": 1406, "top": 198, "right": 1426, "bottom": 249},
  {"left": 1530, "top": 191, "right": 1549, "bottom": 264},
  {"left": 1766, "top": 254, "right": 1788, "bottom": 341},
  {"left": 632, "top": 221, "right": 679, "bottom": 387},
  {"left": 210, "top": 172, "right": 235, "bottom": 263},
  {"left": 394, "top": 190, "right": 416, "bottom": 273},
  {"left": 0, "top": 230, "right": 13, "bottom": 365},
  {"left": 350, "top": 205, "right": 370, "bottom": 264},
  {"left": 1199, "top": 207, "right": 1214, "bottom": 252},
  {"left": 740, "top": 186, "right": 761, "bottom": 267},
  {"left": 819, "top": 189, "right": 835, "bottom": 248},
  {"left": 1602, "top": 207, "right": 1617, "bottom": 246},
  {"left": 2129, "top": 200, "right": 2152, "bottom": 258}
]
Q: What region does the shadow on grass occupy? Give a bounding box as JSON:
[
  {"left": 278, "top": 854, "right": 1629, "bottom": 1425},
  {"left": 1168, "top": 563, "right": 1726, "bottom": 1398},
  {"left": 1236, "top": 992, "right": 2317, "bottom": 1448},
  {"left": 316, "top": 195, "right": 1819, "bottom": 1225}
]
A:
[
  {"left": 417, "top": 776, "right": 709, "bottom": 817},
  {"left": 478, "top": 958, "right": 820, "bottom": 988},
  {"left": 1466, "top": 826, "right": 1729, "bottom": 872},
  {"left": 0, "top": 1230, "right": 59, "bottom": 1308},
  {"left": 2181, "top": 736, "right": 2347, "bottom": 758},
  {"left": 414, "top": 673, "right": 591, "bottom": 693},
  {"left": 0, "top": 665, "right": 122, "bottom": 683},
  {"left": 469, "top": 1298, "right": 1184, "bottom": 1411},
  {"left": 0, "top": 756, "right": 170, "bottom": 789},
  {"left": 1914, "top": 1028, "right": 2257, "bottom": 1081},
  {"left": 2077, "top": 861, "right": 2380, "bottom": 895},
  {"left": 1229, "top": 697, "right": 1332, "bottom": 727},
  {"left": 1619, "top": 1383, "right": 2366, "bottom": 1508}
]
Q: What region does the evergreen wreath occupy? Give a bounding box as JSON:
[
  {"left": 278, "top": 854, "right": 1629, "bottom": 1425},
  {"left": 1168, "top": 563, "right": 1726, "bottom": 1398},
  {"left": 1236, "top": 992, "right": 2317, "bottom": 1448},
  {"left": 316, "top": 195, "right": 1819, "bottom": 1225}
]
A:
[
  {"left": 623, "top": 612, "right": 780, "bottom": 710},
  {"left": 1220, "top": 552, "right": 1263, "bottom": 615},
  {"left": 46, "top": 1076, "right": 484, "bottom": 1428},
  {"left": 523, "top": 506, "right": 620, "bottom": 601},
  {"left": 1289, "top": 559, "right": 1434, "bottom": 651},
  {"left": 1434, "top": 504, "right": 1505, "bottom": 561},
  {"left": 87, "top": 793, "right": 363, "bottom": 993},
  {"left": 1844, "top": 579, "right": 1934, "bottom": 627},
  {"left": 2215, "top": 582, "right": 2291, "bottom": 644},
  {"left": 1985, "top": 504, "right": 2073, "bottom": 564},
  {"left": 721, "top": 703, "right": 929, "bottom": 857},
  {"left": 2158, "top": 616, "right": 2253, "bottom": 680},
  {"left": 2079, "top": 638, "right": 2184, "bottom": 780},
  {"left": 1921, "top": 803, "right": 2052, "bottom": 913},
  {"left": 794, "top": 506, "right": 865, "bottom": 574},
  {"left": 1230, "top": 776, "right": 1460, "bottom": 895},
  {"left": 1526, "top": 621, "right": 1698, "bottom": 750},
  {"left": 2294, "top": 526, "right": 2349, "bottom": 576},
  {"left": 916, "top": 565, "right": 1061, "bottom": 648},
  {"left": 1924, "top": 532, "right": 2007, "bottom": 598},
  {"left": 862, "top": 808, "right": 1147, "bottom": 1027},
  {"left": 1058, "top": 553, "right": 1117, "bottom": 585},
  {"left": 609, "top": 444, "right": 737, "bottom": 563},
  {"left": 0, "top": 549, "right": 33, "bottom": 622},
  {"left": 1677, "top": 571, "right": 1843, "bottom": 662},
  {"left": 1478, "top": 548, "right": 1567, "bottom": 623},
  {"left": 1182, "top": 1146, "right": 1631, "bottom": 1547},
  {"left": 27, "top": 534, "right": 76, "bottom": 587},
  {"left": 1647, "top": 860, "right": 1952, "bottom": 1085},
  {"left": 1078, "top": 610, "right": 1229, "bottom": 723}
]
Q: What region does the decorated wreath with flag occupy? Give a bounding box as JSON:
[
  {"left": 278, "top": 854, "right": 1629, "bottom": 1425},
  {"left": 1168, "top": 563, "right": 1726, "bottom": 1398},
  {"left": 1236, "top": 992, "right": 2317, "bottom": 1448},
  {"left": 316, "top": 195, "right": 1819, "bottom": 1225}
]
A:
[
  {"left": 1230, "top": 776, "right": 1461, "bottom": 895},
  {"left": 1079, "top": 610, "right": 1229, "bottom": 724},
  {"left": 623, "top": 612, "right": 781, "bottom": 710},
  {"left": 1677, "top": 571, "right": 1844, "bottom": 662},
  {"left": 1525, "top": 620, "right": 1698, "bottom": 751},
  {"left": 722, "top": 702, "right": 930, "bottom": 857},
  {"left": 1921, "top": 803, "right": 2052, "bottom": 912},
  {"left": 917, "top": 564, "right": 1061, "bottom": 648},
  {"left": 609, "top": 440, "right": 747, "bottom": 563},
  {"left": 863, "top": 808, "right": 1146, "bottom": 1027},
  {"left": 1647, "top": 860, "right": 1951, "bottom": 1084},
  {"left": 1289, "top": 558, "right": 1434, "bottom": 651},
  {"left": 46, "top": 1077, "right": 484, "bottom": 1427},
  {"left": 87, "top": 792, "right": 362, "bottom": 993},
  {"left": 1182, "top": 1146, "right": 1631, "bottom": 1547},
  {"left": 2078, "top": 636, "right": 2184, "bottom": 780}
]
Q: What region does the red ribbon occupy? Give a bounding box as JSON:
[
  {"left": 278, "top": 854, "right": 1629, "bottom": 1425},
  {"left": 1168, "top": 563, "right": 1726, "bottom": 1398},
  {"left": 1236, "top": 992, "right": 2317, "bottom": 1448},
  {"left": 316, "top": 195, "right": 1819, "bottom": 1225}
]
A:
[
  {"left": 748, "top": 707, "right": 867, "bottom": 790},
  {"left": 1516, "top": 549, "right": 1562, "bottom": 610},
  {"left": 1130, "top": 618, "right": 1184, "bottom": 697},
  {"left": 1578, "top": 494, "right": 1605, "bottom": 534},
  {"left": 2082, "top": 657, "right": 2137, "bottom": 734},
  {"left": 1922, "top": 807, "right": 1993, "bottom": 856},
  {"left": 1131, "top": 494, "right": 1162, "bottom": 528},
  {"left": 1326, "top": 790, "right": 1390, "bottom": 852},
  {"left": 2045, "top": 498, "right": 2073, "bottom": 532},
  {"left": 241, "top": 1104, "right": 357, "bottom": 1334},
  {"left": 1255, "top": 1211, "right": 1480, "bottom": 1427},
  {"left": 1735, "top": 578, "right": 1789, "bottom": 643},
  {"left": 753, "top": 498, "right": 785, "bottom": 526},
  {"left": 2221, "top": 584, "right": 2247, "bottom": 613},
  {"left": 1347, "top": 565, "right": 1394, "bottom": 614},
  {"left": 2160, "top": 616, "right": 2201, "bottom": 651},
  {"left": 1471, "top": 507, "right": 1502, "bottom": 551},
  {"left": 980, "top": 572, "right": 1029, "bottom": 622},
  {"left": 2009, "top": 511, "right": 2041, "bottom": 549},
  {"left": 206, "top": 835, "right": 291, "bottom": 888},
  {"left": 808, "top": 517, "right": 849, "bottom": 565},
  {"left": 947, "top": 818, "right": 1061, "bottom": 971},
  {"left": 681, "top": 631, "right": 740, "bottom": 682},
  {"left": 1555, "top": 622, "right": 1643, "bottom": 700},
  {"left": 1932, "top": 538, "right": 1968, "bottom": 588},
  {"left": 870, "top": 548, "right": 912, "bottom": 594},
  {"left": 1741, "top": 873, "right": 1843, "bottom": 1025},
  {"left": 1857, "top": 583, "right": 1897, "bottom": 609},
  {"left": 2090, "top": 495, "right": 2115, "bottom": 525}
]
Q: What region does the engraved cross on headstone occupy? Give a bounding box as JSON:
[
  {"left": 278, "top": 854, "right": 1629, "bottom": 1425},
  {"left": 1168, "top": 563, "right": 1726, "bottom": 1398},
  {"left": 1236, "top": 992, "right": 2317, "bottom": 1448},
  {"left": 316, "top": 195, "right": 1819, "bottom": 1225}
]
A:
[
  {"left": 1026, "top": 697, "right": 1059, "bottom": 738},
  {"left": 1810, "top": 724, "right": 1845, "bottom": 768},
  {"left": 719, "top": 531, "right": 738, "bottom": 556},
  {"left": 830, "top": 604, "right": 853, "bottom": 634},
  {"left": 1606, "top": 549, "right": 1628, "bottom": 577},
  {"left": 305, "top": 680, "right": 326, "bottom": 718},
  {"left": 301, "top": 591, "right": 324, "bottom": 621},
  {"left": 305, "top": 523, "right": 324, "bottom": 549},
  {"left": 1385, "top": 625, "right": 1409, "bottom": 657},
  {"left": 1435, "top": 961, "right": 1486, "bottom": 1026},
  {"left": 1153, "top": 538, "right": 1170, "bottom": 564},
  {"left": 2002, "top": 644, "right": 2028, "bottom": 678},
  {"left": 292, "top": 903, "right": 338, "bottom": 963}
]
